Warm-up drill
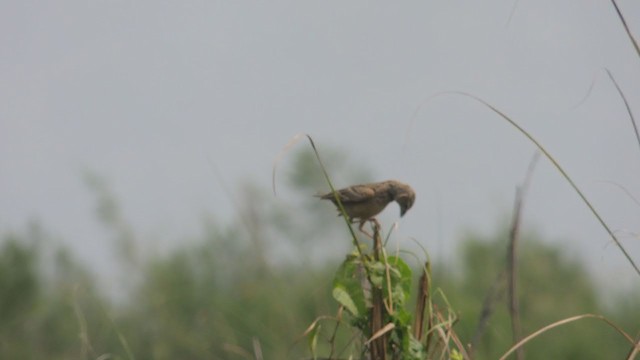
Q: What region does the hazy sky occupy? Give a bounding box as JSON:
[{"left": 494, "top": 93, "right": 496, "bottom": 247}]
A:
[{"left": 2, "top": 1, "right": 639, "bottom": 291}]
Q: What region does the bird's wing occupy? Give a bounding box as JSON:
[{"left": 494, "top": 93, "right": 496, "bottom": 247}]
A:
[{"left": 331, "top": 184, "right": 376, "bottom": 203}]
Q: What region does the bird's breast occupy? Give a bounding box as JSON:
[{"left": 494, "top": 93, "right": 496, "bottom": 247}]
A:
[{"left": 343, "top": 198, "right": 391, "bottom": 221}]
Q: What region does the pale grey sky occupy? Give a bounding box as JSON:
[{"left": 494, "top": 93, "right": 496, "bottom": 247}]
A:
[{"left": 2, "top": 1, "right": 639, "bottom": 291}]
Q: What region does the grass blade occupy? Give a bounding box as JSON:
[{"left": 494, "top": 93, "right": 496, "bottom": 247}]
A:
[
  {"left": 605, "top": 69, "right": 640, "bottom": 152},
  {"left": 411, "top": 91, "right": 640, "bottom": 277},
  {"left": 610, "top": 0, "right": 640, "bottom": 59},
  {"left": 499, "top": 314, "right": 637, "bottom": 360}
]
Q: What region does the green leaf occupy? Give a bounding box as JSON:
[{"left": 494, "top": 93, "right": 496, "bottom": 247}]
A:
[
  {"left": 332, "top": 286, "right": 359, "bottom": 316},
  {"left": 402, "top": 331, "right": 425, "bottom": 360},
  {"left": 451, "top": 349, "right": 464, "bottom": 360},
  {"left": 308, "top": 323, "right": 320, "bottom": 359},
  {"left": 383, "top": 255, "right": 412, "bottom": 306},
  {"left": 332, "top": 258, "right": 366, "bottom": 317}
]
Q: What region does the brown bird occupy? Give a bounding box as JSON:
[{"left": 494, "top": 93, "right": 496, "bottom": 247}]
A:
[{"left": 317, "top": 180, "right": 415, "bottom": 235}]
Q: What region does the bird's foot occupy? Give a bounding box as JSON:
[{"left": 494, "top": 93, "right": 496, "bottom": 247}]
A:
[
  {"left": 357, "top": 221, "right": 374, "bottom": 239},
  {"left": 357, "top": 219, "right": 381, "bottom": 239}
]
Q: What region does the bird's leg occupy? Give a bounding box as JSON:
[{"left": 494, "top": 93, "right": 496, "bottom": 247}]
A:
[
  {"left": 369, "top": 218, "right": 381, "bottom": 233},
  {"left": 369, "top": 218, "right": 382, "bottom": 231},
  {"left": 358, "top": 220, "right": 374, "bottom": 239}
]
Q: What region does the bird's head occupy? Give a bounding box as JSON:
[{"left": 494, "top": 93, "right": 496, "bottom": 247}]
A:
[
  {"left": 396, "top": 192, "right": 415, "bottom": 217},
  {"left": 389, "top": 181, "right": 415, "bottom": 217}
]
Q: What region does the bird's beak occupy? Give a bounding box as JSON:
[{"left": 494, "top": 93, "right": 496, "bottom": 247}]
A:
[{"left": 400, "top": 208, "right": 407, "bottom": 217}]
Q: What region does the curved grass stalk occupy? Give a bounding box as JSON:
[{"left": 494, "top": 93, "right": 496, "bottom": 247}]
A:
[
  {"left": 605, "top": 69, "right": 640, "bottom": 152},
  {"left": 610, "top": 0, "right": 640, "bottom": 59},
  {"left": 409, "top": 91, "right": 640, "bottom": 277},
  {"left": 499, "top": 313, "right": 637, "bottom": 360},
  {"left": 272, "top": 133, "right": 359, "bottom": 245}
]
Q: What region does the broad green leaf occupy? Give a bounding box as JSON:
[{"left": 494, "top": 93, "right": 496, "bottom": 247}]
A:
[
  {"left": 332, "top": 286, "right": 359, "bottom": 316},
  {"left": 383, "top": 255, "right": 412, "bottom": 306},
  {"left": 332, "top": 258, "right": 366, "bottom": 317}
]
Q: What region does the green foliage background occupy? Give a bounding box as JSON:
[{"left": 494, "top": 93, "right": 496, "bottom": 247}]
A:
[{"left": 0, "top": 149, "right": 638, "bottom": 359}]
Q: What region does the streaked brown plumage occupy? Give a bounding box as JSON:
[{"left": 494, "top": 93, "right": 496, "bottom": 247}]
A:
[{"left": 317, "top": 180, "right": 415, "bottom": 234}]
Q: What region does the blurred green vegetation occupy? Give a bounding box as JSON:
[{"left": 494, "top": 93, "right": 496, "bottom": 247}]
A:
[
  {"left": 0, "top": 149, "right": 638, "bottom": 359},
  {"left": 435, "top": 231, "right": 639, "bottom": 359}
]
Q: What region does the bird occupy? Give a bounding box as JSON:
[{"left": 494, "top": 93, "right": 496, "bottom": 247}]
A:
[{"left": 317, "top": 180, "right": 415, "bottom": 235}]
